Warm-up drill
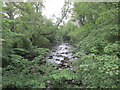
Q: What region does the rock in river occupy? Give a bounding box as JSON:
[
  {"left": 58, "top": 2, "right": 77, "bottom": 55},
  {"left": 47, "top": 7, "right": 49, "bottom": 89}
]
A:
[
  {"left": 65, "top": 47, "right": 68, "bottom": 49},
  {"left": 64, "top": 57, "right": 69, "bottom": 60},
  {"left": 57, "top": 55, "right": 63, "bottom": 57},
  {"left": 61, "top": 60, "right": 68, "bottom": 63},
  {"left": 56, "top": 59, "right": 60, "bottom": 61},
  {"left": 48, "top": 56, "right": 53, "bottom": 59}
]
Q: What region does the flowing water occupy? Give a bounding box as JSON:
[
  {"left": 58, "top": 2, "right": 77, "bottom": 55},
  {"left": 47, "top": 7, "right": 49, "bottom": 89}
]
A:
[{"left": 46, "top": 42, "right": 79, "bottom": 70}]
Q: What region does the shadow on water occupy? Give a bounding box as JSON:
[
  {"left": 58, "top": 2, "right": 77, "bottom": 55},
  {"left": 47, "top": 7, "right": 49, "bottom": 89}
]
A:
[{"left": 46, "top": 41, "right": 79, "bottom": 70}]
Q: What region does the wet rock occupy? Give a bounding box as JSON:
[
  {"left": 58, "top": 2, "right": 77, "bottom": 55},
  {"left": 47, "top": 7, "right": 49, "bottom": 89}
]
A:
[
  {"left": 52, "top": 50, "right": 56, "bottom": 52},
  {"left": 73, "top": 56, "right": 79, "bottom": 59},
  {"left": 48, "top": 56, "right": 53, "bottom": 59},
  {"left": 59, "top": 63, "right": 66, "bottom": 66},
  {"left": 51, "top": 54, "right": 55, "bottom": 56},
  {"left": 59, "top": 47, "right": 62, "bottom": 50},
  {"left": 57, "top": 64, "right": 66, "bottom": 69},
  {"left": 64, "top": 57, "right": 69, "bottom": 60},
  {"left": 56, "top": 59, "right": 60, "bottom": 61},
  {"left": 46, "top": 80, "right": 52, "bottom": 89},
  {"left": 76, "top": 55, "right": 80, "bottom": 58},
  {"left": 58, "top": 68, "right": 63, "bottom": 70},
  {"left": 57, "top": 53, "right": 60, "bottom": 55},
  {"left": 57, "top": 55, "right": 63, "bottom": 57},
  {"left": 63, "top": 63, "right": 68, "bottom": 66},
  {"left": 56, "top": 67, "right": 63, "bottom": 70},
  {"left": 65, "top": 65, "right": 70, "bottom": 68},
  {"left": 46, "top": 80, "right": 52, "bottom": 84},
  {"left": 61, "top": 60, "right": 68, "bottom": 63},
  {"left": 61, "top": 52, "right": 65, "bottom": 54},
  {"left": 65, "top": 52, "right": 68, "bottom": 54},
  {"left": 59, "top": 63, "right": 70, "bottom": 68},
  {"left": 61, "top": 60, "right": 64, "bottom": 63},
  {"left": 66, "top": 43, "right": 69, "bottom": 45},
  {"left": 72, "top": 56, "right": 76, "bottom": 58},
  {"left": 65, "top": 47, "right": 68, "bottom": 49}
]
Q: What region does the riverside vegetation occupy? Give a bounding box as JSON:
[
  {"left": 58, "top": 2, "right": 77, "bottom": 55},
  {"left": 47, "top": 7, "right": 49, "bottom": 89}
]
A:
[{"left": 1, "top": 2, "right": 120, "bottom": 89}]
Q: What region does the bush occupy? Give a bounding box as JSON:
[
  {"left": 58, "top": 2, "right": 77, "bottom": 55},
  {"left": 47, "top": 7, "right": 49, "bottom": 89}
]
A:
[
  {"left": 33, "top": 36, "right": 50, "bottom": 47},
  {"left": 104, "top": 43, "right": 119, "bottom": 55},
  {"left": 71, "top": 54, "right": 119, "bottom": 88}
]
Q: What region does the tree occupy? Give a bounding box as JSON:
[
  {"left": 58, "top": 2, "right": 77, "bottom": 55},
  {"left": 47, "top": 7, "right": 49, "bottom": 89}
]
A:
[{"left": 56, "top": 1, "right": 71, "bottom": 27}]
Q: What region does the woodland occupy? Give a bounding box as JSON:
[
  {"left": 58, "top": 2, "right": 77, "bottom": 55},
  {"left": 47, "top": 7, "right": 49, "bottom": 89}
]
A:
[{"left": 1, "top": 1, "right": 120, "bottom": 89}]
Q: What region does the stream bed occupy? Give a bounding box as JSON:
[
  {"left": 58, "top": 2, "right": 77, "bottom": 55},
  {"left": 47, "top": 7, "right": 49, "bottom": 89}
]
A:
[{"left": 46, "top": 42, "right": 79, "bottom": 70}]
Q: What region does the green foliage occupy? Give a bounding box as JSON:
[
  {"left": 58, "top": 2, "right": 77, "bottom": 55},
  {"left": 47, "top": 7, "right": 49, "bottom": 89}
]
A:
[
  {"left": 65, "top": 2, "right": 119, "bottom": 55},
  {"left": 51, "top": 69, "right": 74, "bottom": 80},
  {"left": 72, "top": 54, "right": 119, "bottom": 88},
  {"left": 55, "top": 21, "right": 77, "bottom": 41},
  {"left": 33, "top": 36, "right": 50, "bottom": 47},
  {"left": 104, "top": 43, "right": 119, "bottom": 54},
  {"left": 57, "top": 2, "right": 119, "bottom": 88},
  {"left": 2, "top": 73, "right": 46, "bottom": 88},
  {"left": 2, "top": 2, "right": 57, "bottom": 89},
  {"left": 2, "top": 47, "right": 51, "bottom": 88},
  {"left": 2, "top": 2, "right": 119, "bottom": 89}
]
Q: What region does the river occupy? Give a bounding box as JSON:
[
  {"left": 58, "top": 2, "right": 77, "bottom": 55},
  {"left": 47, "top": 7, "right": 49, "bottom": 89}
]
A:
[{"left": 46, "top": 42, "right": 79, "bottom": 70}]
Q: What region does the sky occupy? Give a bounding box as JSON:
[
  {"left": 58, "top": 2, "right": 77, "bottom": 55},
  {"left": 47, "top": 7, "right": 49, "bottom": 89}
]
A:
[{"left": 42, "top": 0, "right": 65, "bottom": 22}]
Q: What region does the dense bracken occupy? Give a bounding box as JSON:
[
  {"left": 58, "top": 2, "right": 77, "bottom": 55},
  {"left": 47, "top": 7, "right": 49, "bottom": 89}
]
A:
[{"left": 1, "top": 2, "right": 119, "bottom": 89}]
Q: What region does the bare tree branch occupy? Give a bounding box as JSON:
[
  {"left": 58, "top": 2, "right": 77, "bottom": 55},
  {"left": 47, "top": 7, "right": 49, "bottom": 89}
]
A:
[{"left": 56, "top": 2, "right": 71, "bottom": 28}]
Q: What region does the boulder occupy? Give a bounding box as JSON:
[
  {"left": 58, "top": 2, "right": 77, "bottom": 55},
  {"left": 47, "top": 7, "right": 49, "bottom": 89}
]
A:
[
  {"left": 57, "top": 55, "right": 63, "bottom": 57},
  {"left": 56, "top": 59, "right": 60, "bottom": 61},
  {"left": 65, "top": 52, "right": 68, "bottom": 54},
  {"left": 61, "top": 52, "right": 65, "bottom": 54},
  {"left": 64, "top": 57, "right": 69, "bottom": 60},
  {"left": 61, "top": 60, "right": 68, "bottom": 63},
  {"left": 65, "top": 47, "right": 68, "bottom": 49},
  {"left": 48, "top": 56, "right": 53, "bottom": 59}
]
